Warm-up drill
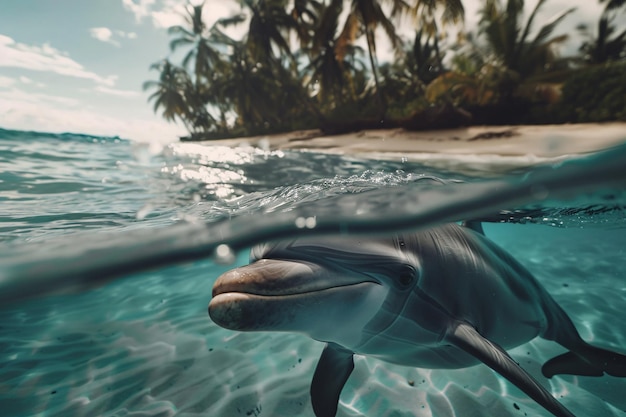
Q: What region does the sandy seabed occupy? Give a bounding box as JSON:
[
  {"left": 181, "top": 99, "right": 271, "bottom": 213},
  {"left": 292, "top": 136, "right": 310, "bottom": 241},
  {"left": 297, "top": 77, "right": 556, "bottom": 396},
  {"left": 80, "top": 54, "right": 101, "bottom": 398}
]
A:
[{"left": 3, "top": 226, "right": 625, "bottom": 417}]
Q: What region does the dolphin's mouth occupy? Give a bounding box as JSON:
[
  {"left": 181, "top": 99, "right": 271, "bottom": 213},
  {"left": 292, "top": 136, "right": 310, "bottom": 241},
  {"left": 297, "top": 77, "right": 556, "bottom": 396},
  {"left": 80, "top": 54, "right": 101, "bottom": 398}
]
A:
[
  {"left": 212, "top": 281, "right": 372, "bottom": 298},
  {"left": 211, "top": 258, "right": 379, "bottom": 298},
  {"left": 208, "top": 282, "right": 380, "bottom": 332}
]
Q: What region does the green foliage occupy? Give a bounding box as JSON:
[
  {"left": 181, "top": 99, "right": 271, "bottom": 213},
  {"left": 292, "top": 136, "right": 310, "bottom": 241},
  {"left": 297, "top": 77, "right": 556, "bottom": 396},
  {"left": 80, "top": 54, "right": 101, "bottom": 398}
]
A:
[
  {"left": 577, "top": 3, "right": 626, "bottom": 64},
  {"left": 425, "top": 0, "right": 581, "bottom": 125},
  {"left": 557, "top": 63, "right": 626, "bottom": 122},
  {"left": 476, "top": 0, "right": 574, "bottom": 94},
  {"left": 146, "top": 0, "right": 626, "bottom": 139}
]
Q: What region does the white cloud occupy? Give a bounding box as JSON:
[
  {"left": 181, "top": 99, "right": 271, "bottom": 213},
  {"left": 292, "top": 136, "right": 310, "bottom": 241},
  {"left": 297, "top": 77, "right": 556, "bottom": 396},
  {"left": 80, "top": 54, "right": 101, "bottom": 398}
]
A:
[
  {"left": 0, "top": 34, "right": 116, "bottom": 86},
  {"left": 1, "top": 86, "right": 80, "bottom": 107},
  {"left": 121, "top": 0, "right": 241, "bottom": 30},
  {"left": 18, "top": 76, "right": 45, "bottom": 87},
  {"left": 0, "top": 86, "right": 185, "bottom": 142},
  {"left": 94, "top": 85, "right": 141, "bottom": 97},
  {"left": 90, "top": 27, "right": 139, "bottom": 46},
  {"left": 0, "top": 75, "right": 16, "bottom": 88},
  {"left": 151, "top": 9, "right": 186, "bottom": 28},
  {"left": 147, "top": 0, "right": 188, "bottom": 28},
  {"left": 122, "top": 0, "right": 156, "bottom": 23},
  {"left": 116, "top": 30, "right": 138, "bottom": 39},
  {"left": 90, "top": 27, "right": 120, "bottom": 47}
]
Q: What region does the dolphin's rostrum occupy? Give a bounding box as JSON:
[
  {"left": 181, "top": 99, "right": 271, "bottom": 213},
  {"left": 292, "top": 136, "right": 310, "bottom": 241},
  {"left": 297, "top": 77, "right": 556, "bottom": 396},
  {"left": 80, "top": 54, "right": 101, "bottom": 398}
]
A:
[{"left": 209, "top": 223, "right": 626, "bottom": 417}]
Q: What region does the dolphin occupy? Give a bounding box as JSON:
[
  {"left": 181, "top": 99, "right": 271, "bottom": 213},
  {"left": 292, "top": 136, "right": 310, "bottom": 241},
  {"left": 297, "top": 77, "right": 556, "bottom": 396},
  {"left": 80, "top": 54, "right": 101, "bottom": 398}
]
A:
[{"left": 208, "top": 223, "right": 626, "bottom": 417}]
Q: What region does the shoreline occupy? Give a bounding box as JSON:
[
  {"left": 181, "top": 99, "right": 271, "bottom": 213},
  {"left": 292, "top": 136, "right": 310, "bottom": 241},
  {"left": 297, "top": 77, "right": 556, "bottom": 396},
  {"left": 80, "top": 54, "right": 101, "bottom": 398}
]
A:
[
  {"left": 195, "top": 123, "right": 626, "bottom": 160},
  {"left": 190, "top": 122, "right": 626, "bottom": 174}
]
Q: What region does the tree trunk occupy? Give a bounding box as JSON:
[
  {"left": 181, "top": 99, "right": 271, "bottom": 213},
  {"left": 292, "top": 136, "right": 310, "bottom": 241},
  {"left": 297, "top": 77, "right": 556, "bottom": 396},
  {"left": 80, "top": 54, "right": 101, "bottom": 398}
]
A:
[{"left": 365, "top": 27, "right": 386, "bottom": 120}]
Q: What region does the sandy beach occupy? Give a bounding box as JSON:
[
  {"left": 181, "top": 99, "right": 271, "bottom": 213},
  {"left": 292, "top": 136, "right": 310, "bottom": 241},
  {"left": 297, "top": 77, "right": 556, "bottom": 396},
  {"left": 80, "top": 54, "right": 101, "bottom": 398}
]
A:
[{"left": 198, "top": 123, "right": 626, "bottom": 159}]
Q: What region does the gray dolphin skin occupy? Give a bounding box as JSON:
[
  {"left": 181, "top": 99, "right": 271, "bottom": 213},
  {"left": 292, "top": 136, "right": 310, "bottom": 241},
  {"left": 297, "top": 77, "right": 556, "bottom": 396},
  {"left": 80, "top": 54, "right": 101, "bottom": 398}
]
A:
[{"left": 208, "top": 223, "right": 626, "bottom": 417}]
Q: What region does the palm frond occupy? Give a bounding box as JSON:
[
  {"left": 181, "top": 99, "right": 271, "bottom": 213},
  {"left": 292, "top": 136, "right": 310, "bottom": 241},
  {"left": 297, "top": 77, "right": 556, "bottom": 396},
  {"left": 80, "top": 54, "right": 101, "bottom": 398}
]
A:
[
  {"left": 168, "top": 26, "right": 194, "bottom": 38},
  {"left": 601, "top": 0, "right": 626, "bottom": 12},
  {"left": 216, "top": 13, "right": 247, "bottom": 28},
  {"left": 518, "top": 0, "right": 545, "bottom": 46},
  {"left": 529, "top": 7, "right": 576, "bottom": 50},
  {"left": 169, "top": 37, "right": 194, "bottom": 52}
]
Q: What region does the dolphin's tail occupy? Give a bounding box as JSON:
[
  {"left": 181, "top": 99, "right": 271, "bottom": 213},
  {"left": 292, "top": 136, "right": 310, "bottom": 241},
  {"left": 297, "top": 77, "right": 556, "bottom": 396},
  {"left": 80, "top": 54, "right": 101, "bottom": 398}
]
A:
[
  {"left": 542, "top": 343, "right": 626, "bottom": 378},
  {"left": 539, "top": 295, "right": 626, "bottom": 379}
]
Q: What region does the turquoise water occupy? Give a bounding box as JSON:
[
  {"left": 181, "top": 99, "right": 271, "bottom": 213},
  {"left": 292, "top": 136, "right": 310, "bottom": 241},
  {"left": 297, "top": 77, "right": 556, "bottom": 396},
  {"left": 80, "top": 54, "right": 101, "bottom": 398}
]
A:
[{"left": 0, "top": 127, "right": 625, "bottom": 417}]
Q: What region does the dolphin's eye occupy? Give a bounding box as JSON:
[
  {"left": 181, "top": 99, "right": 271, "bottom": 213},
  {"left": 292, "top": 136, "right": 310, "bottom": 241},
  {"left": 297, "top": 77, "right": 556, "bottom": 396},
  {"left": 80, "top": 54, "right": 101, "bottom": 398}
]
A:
[{"left": 397, "top": 265, "right": 416, "bottom": 288}]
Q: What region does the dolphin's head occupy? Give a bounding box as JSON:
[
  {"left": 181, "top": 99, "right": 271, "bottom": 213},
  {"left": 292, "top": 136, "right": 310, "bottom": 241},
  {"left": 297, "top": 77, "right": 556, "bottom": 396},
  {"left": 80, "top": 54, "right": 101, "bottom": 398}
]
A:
[{"left": 208, "top": 236, "right": 420, "bottom": 347}]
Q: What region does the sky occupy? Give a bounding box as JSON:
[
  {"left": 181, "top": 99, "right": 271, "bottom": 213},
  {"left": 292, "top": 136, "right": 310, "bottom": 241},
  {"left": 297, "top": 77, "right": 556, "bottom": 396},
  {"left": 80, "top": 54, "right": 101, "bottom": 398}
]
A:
[{"left": 0, "top": 0, "right": 605, "bottom": 142}]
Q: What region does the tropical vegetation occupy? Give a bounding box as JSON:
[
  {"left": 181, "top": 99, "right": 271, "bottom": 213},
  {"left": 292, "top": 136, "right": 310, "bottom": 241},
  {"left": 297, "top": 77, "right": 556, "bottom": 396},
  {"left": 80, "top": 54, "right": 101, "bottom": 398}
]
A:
[{"left": 143, "top": 0, "right": 626, "bottom": 140}]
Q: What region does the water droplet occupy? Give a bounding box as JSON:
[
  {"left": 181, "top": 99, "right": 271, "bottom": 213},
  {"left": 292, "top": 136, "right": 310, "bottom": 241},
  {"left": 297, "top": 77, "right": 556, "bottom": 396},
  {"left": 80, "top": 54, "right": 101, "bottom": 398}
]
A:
[
  {"left": 136, "top": 203, "right": 153, "bottom": 220},
  {"left": 295, "top": 217, "right": 306, "bottom": 229},
  {"left": 214, "top": 244, "right": 235, "bottom": 265},
  {"left": 258, "top": 138, "right": 270, "bottom": 151},
  {"left": 304, "top": 216, "right": 316, "bottom": 229}
]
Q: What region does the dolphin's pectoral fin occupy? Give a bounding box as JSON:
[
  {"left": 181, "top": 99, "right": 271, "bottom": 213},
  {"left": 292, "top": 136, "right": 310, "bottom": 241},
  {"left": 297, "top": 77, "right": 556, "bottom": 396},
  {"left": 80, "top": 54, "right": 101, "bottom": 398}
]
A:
[
  {"left": 310, "top": 343, "right": 354, "bottom": 417},
  {"left": 445, "top": 321, "right": 576, "bottom": 417},
  {"left": 543, "top": 345, "right": 626, "bottom": 378}
]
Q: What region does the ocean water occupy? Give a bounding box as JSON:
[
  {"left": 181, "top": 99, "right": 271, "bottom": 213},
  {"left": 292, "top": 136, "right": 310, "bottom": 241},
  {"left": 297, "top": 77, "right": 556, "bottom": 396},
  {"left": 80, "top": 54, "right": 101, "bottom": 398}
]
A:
[{"left": 0, "top": 127, "right": 625, "bottom": 417}]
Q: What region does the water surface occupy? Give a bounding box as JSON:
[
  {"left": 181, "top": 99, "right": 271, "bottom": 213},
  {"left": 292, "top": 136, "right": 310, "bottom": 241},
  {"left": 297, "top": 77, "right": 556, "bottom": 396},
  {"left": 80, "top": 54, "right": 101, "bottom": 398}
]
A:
[{"left": 0, "top": 128, "right": 625, "bottom": 417}]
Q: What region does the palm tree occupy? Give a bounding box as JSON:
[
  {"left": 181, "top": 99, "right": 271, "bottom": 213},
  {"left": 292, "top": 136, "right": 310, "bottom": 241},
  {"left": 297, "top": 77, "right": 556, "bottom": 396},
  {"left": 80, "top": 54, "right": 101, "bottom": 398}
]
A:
[
  {"left": 426, "top": 0, "right": 577, "bottom": 108},
  {"left": 303, "top": 0, "right": 365, "bottom": 107},
  {"left": 413, "top": 0, "right": 465, "bottom": 24},
  {"left": 478, "top": 0, "right": 575, "bottom": 84},
  {"left": 166, "top": 3, "right": 223, "bottom": 134},
  {"left": 218, "top": 0, "right": 323, "bottom": 132},
  {"left": 410, "top": 0, "right": 465, "bottom": 68},
  {"left": 331, "top": 0, "right": 465, "bottom": 117},
  {"left": 168, "top": 6, "right": 249, "bottom": 133},
  {"left": 577, "top": 0, "right": 626, "bottom": 64},
  {"left": 335, "top": 0, "right": 407, "bottom": 117},
  {"left": 143, "top": 60, "right": 196, "bottom": 131},
  {"left": 241, "top": 0, "right": 298, "bottom": 68},
  {"left": 207, "top": 31, "right": 301, "bottom": 132},
  {"left": 290, "top": 0, "right": 323, "bottom": 46},
  {"left": 167, "top": 3, "right": 222, "bottom": 84},
  {"left": 410, "top": 29, "right": 448, "bottom": 85}
]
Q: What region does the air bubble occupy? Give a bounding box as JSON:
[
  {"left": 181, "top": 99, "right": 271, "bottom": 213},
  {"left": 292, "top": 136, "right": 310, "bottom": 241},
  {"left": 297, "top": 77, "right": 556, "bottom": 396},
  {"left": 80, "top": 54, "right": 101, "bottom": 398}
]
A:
[
  {"left": 214, "top": 244, "right": 236, "bottom": 265},
  {"left": 296, "top": 216, "right": 317, "bottom": 229}
]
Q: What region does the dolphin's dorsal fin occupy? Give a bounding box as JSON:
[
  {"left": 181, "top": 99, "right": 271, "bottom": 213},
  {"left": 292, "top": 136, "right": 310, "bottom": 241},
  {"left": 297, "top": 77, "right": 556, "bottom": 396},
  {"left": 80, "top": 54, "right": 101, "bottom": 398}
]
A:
[
  {"left": 310, "top": 343, "right": 354, "bottom": 417},
  {"left": 445, "top": 321, "right": 576, "bottom": 417},
  {"left": 461, "top": 220, "right": 485, "bottom": 235}
]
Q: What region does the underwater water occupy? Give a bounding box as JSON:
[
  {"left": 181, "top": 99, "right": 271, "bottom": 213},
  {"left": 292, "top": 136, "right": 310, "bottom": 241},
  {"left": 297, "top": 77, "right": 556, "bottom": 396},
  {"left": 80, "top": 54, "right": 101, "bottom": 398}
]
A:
[{"left": 0, "top": 127, "right": 625, "bottom": 417}]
